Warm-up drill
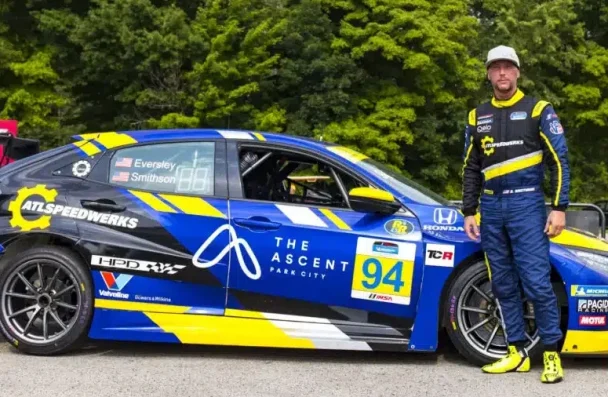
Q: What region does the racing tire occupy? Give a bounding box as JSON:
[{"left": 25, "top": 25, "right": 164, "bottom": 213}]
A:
[
  {"left": 0, "top": 246, "right": 93, "bottom": 355},
  {"left": 444, "top": 259, "right": 542, "bottom": 366}
]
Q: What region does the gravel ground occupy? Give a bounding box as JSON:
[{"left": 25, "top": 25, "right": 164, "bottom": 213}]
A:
[{"left": 0, "top": 337, "right": 607, "bottom": 397}]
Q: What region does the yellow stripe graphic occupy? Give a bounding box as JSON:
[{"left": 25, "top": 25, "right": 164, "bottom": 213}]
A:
[
  {"left": 129, "top": 190, "right": 177, "bottom": 213},
  {"left": 327, "top": 146, "right": 368, "bottom": 163},
  {"left": 252, "top": 132, "right": 266, "bottom": 141},
  {"left": 94, "top": 132, "right": 138, "bottom": 149},
  {"left": 540, "top": 132, "right": 562, "bottom": 206},
  {"left": 77, "top": 133, "right": 101, "bottom": 140},
  {"left": 95, "top": 299, "right": 190, "bottom": 313},
  {"left": 76, "top": 132, "right": 138, "bottom": 150},
  {"left": 468, "top": 109, "right": 476, "bottom": 126},
  {"left": 159, "top": 194, "right": 226, "bottom": 218},
  {"left": 483, "top": 151, "right": 543, "bottom": 181},
  {"left": 319, "top": 208, "right": 351, "bottom": 230},
  {"left": 73, "top": 140, "right": 101, "bottom": 156},
  {"left": 100, "top": 300, "right": 318, "bottom": 348},
  {"left": 484, "top": 252, "right": 492, "bottom": 281},
  {"left": 461, "top": 135, "right": 474, "bottom": 177},
  {"left": 145, "top": 311, "right": 316, "bottom": 348}
]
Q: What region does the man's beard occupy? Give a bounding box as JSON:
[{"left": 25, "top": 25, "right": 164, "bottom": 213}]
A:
[{"left": 493, "top": 81, "right": 514, "bottom": 93}]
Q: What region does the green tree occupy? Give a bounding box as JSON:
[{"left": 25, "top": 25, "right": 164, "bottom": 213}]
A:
[{"left": 313, "top": 0, "right": 484, "bottom": 196}]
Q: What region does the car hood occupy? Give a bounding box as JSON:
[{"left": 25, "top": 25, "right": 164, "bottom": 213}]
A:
[
  {"left": 550, "top": 227, "right": 608, "bottom": 253},
  {"left": 406, "top": 202, "right": 608, "bottom": 250}
]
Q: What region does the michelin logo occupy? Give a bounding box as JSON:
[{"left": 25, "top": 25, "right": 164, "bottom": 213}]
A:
[{"left": 572, "top": 285, "right": 608, "bottom": 298}]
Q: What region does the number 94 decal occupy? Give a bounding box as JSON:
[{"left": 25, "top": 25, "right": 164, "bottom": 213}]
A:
[{"left": 350, "top": 237, "right": 416, "bottom": 306}]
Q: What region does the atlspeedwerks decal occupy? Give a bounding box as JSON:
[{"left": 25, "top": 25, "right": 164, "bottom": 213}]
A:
[{"left": 8, "top": 184, "right": 139, "bottom": 231}]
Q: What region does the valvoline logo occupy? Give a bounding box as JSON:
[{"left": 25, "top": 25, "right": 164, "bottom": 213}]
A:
[
  {"left": 372, "top": 241, "right": 399, "bottom": 255},
  {"left": 101, "top": 271, "right": 132, "bottom": 291}
]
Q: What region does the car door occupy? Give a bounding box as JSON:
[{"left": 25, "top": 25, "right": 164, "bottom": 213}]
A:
[
  {"left": 63, "top": 138, "right": 230, "bottom": 317},
  {"left": 221, "top": 140, "right": 425, "bottom": 350}
]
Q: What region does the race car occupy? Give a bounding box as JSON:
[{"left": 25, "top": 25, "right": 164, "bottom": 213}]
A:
[{"left": 0, "top": 128, "right": 607, "bottom": 365}]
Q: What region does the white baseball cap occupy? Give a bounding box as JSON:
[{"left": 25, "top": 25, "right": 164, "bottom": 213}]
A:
[{"left": 486, "top": 45, "right": 520, "bottom": 68}]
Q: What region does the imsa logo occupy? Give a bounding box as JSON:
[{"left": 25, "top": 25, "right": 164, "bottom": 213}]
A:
[
  {"left": 368, "top": 293, "right": 394, "bottom": 302},
  {"left": 91, "top": 255, "right": 186, "bottom": 275}
]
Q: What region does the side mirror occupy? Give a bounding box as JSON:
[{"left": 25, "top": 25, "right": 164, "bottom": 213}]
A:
[{"left": 348, "top": 187, "right": 401, "bottom": 215}]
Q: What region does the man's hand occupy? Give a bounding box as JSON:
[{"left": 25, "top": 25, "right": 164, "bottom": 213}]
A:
[
  {"left": 464, "top": 215, "right": 480, "bottom": 241},
  {"left": 545, "top": 210, "right": 566, "bottom": 237}
]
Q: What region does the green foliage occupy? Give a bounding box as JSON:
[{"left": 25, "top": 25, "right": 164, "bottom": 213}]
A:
[{"left": 0, "top": 0, "right": 607, "bottom": 202}]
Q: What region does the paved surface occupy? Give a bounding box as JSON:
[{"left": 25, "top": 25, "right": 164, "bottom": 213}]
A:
[{"left": 0, "top": 336, "right": 607, "bottom": 397}]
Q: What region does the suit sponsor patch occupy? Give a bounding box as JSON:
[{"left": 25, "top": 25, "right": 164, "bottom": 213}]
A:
[
  {"left": 549, "top": 120, "right": 564, "bottom": 135},
  {"left": 510, "top": 111, "right": 527, "bottom": 120},
  {"left": 477, "top": 124, "right": 492, "bottom": 133}
]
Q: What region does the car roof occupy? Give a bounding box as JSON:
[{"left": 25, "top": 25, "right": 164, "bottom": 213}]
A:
[{"left": 73, "top": 129, "right": 337, "bottom": 152}]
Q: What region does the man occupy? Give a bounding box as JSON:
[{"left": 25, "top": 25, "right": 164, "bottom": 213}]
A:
[{"left": 461, "top": 45, "right": 569, "bottom": 384}]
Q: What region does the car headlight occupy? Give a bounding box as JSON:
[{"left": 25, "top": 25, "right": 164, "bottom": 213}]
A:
[{"left": 570, "top": 249, "right": 608, "bottom": 275}]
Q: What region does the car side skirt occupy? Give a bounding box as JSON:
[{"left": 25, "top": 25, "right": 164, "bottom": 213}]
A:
[{"left": 88, "top": 299, "right": 411, "bottom": 352}]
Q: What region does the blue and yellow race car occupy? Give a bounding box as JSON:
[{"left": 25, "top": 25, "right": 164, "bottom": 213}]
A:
[{"left": 0, "top": 129, "right": 607, "bottom": 364}]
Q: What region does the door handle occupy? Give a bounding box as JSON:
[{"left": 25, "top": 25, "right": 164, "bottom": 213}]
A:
[
  {"left": 233, "top": 217, "right": 281, "bottom": 231},
  {"left": 81, "top": 199, "right": 126, "bottom": 213}
]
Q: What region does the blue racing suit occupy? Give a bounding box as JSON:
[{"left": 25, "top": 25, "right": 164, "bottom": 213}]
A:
[{"left": 461, "top": 89, "right": 570, "bottom": 348}]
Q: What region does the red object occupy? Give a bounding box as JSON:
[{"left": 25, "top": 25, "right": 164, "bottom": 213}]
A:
[{"left": 0, "top": 120, "right": 18, "bottom": 166}]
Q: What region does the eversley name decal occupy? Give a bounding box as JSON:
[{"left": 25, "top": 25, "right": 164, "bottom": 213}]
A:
[{"left": 21, "top": 200, "right": 138, "bottom": 229}]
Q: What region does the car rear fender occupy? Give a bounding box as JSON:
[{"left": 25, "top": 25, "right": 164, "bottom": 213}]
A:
[{"left": 0, "top": 232, "right": 87, "bottom": 272}]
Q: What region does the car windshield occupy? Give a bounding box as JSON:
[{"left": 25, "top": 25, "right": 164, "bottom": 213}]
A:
[{"left": 357, "top": 157, "right": 454, "bottom": 206}]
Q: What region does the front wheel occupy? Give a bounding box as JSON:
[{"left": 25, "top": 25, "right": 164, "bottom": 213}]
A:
[
  {"left": 0, "top": 246, "right": 93, "bottom": 355},
  {"left": 444, "top": 259, "right": 541, "bottom": 366}
]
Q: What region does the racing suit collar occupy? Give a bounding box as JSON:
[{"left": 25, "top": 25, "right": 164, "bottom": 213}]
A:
[{"left": 491, "top": 88, "right": 524, "bottom": 108}]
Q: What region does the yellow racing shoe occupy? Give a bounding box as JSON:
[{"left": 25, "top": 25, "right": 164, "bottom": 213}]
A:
[
  {"left": 541, "top": 351, "right": 564, "bottom": 384},
  {"left": 481, "top": 345, "right": 530, "bottom": 374}
]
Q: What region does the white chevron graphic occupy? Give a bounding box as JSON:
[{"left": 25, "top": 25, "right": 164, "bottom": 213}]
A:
[{"left": 191, "top": 224, "right": 262, "bottom": 280}]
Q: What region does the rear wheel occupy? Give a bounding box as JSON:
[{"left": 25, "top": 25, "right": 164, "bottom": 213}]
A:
[
  {"left": 0, "top": 246, "right": 93, "bottom": 355},
  {"left": 444, "top": 259, "right": 541, "bottom": 366}
]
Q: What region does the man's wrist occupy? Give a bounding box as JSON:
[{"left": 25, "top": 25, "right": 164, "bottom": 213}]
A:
[
  {"left": 462, "top": 207, "right": 477, "bottom": 217},
  {"left": 551, "top": 204, "right": 568, "bottom": 212}
]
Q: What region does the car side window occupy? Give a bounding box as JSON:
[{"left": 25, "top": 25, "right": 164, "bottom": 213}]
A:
[
  {"left": 108, "top": 142, "right": 215, "bottom": 195},
  {"left": 238, "top": 146, "right": 365, "bottom": 209}
]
